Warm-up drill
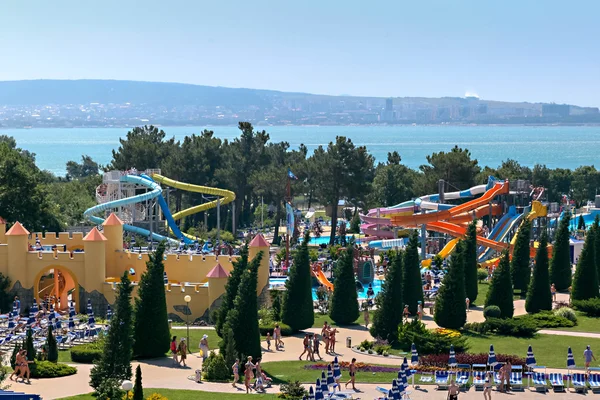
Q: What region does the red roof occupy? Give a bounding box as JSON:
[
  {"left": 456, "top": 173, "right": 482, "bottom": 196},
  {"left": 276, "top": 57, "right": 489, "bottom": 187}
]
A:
[
  {"left": 103, "top": 213, "right": 124, "bottom": 226},
  {"left": 5, "top": 222, "right": 30, "bottom": 236},
  {"left": 0, "top": 217, "right": 6, "bottom": 224},
  {"left": 249, "top": 234, "right": 269, "bottom": 248},
  {"left": 83, "top": 227, "right": 107, "bottom": 242},
  {"left": 206, "top": 263, "right": 229, "bottom": 278}
]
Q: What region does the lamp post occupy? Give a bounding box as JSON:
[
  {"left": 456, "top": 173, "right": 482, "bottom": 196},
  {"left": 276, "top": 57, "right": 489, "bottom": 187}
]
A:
[
  {"left": 184, "top": 295, "right": 191, "bottom": 354},
  {"left": 121, "top": 380, "right": 133, "bottom": 396}
]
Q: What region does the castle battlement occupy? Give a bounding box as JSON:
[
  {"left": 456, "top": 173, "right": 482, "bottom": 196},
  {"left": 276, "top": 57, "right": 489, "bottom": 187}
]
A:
[
  {"left": 31, "top": 232, "right": 86, "bottom": 242},
  {"left": 27, "top": 251, "right": 86, "bottom": 262}
]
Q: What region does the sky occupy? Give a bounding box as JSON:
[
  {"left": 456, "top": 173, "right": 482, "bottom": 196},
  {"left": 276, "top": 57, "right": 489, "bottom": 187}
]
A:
[{"left": 1, "top": 0, "right": 599, "bottom": 106}]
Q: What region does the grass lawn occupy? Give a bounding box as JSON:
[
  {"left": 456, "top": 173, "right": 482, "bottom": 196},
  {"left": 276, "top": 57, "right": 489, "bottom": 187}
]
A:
[
  {"left": 546, "top": 313, "right": 600, "bottom": 333},
  {"left": 58, "top": 389, "right": 277, "bottom": 400},
  {"left": 466, "top": 332, "right": 600, "bottom": 368},
  {"left": 312, "top": 311, "right": 370, "bottom": 329},
  {"left": 474, "top": 282, "right": 520, "bottom": 306},
  {"left": 171, "top": 328, "right": 221, "bottom": 353}
]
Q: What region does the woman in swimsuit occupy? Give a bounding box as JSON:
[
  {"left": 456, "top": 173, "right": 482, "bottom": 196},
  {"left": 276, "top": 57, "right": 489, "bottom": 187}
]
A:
[
  {"left": 232, "top": 358, "right": 239, "bottom": 387},
  {"left": 329, "top": 328, "right": 338, "bottom": 353},
  {"left": 244, "top": 356, "right": 255, "bottom": 393},
  {"left": 483, "top": 372, "right": 492, "bottom": 400}
]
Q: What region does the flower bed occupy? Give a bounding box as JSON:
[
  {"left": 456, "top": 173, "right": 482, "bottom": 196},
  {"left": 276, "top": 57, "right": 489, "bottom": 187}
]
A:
[{"left": 419, "top": 353, "right": 526, "bottom": 368}]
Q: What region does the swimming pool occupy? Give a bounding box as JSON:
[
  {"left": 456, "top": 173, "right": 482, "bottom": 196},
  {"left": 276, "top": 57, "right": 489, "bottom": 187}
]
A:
[
  {"left": 269, "top": 277, "right": 383, "bottom": 301},
  {"left": 306, "top": 234, "right": 361, "bottom": 246}
]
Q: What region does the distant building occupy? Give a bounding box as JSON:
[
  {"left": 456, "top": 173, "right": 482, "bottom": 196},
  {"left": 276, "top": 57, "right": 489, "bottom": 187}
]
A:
[
  {"left": 542, "top": 103, "right": 570, "bottom": 117},
  {"left": 381, "top": 98, "right": 395, "bottom": 122}
]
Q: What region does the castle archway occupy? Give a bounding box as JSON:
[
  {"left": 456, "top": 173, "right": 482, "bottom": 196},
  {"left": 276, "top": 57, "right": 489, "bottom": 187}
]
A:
[{"left": 34, "top": 265, "right": 79, "bottom": 314}]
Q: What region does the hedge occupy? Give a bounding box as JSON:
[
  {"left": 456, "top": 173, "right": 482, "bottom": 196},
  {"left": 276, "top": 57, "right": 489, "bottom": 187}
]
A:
[
  {"left": 31, "top": 361, "right": 77, "bottom": 378},
  {"left": 70, "top": 341, "right": 104, "bottom": 363},
  {"left": 572, "top": 298, "right": 600, "bottom": 317},
  {"left": 259, "top": 322, "right": 293, "bottom": 337}
]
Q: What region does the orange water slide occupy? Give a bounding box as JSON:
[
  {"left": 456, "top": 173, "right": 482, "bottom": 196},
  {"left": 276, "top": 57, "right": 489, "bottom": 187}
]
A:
[
  {"left": 312, "top": 264, "right": 334, "bottom": 290},
  {"left": 427, "top": 221, "right": 508, "bottom": 252},
  {"left": 390, "top": 181, "right": 509, "bottom": 227}
]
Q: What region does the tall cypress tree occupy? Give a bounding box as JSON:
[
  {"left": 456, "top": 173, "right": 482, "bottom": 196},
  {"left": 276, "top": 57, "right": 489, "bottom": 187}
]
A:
[
  {"left": 47, "top": 325, "right": 58, "bottom": 362},
  {"left": 329, "top": 242, "right": 360, "bottom": 325},
  {"left": 282, "top": 231, "right": 314, "bottom": 331},
  {"left": 550, "top": 212, "right": 572, "bottom": 291},
  {"left": 434, "top": 241, "right": 467, "bottom": 329},
  {"left": 526, "top": 231, "right": 552, "bottom": 313},
  {"left": 133, "top": 241, "right": 170, "bottom": 358},
  {"left": 25, "top": 328, "right": 35, "bottom": 362},
  {"left": 578, "top": 215, "right": 586, "bottom": 230},
  {"left": 485, "top": 250, "right": 514, "bottom": 318},
  {"left": 370, "top": 249, "right": 403, "bottom": 342},
  {"left": 593, "top": 215, "right": 600, "bottom": 282},
  {"left": 572, "top": 228, "right": 599, "bottom": 301},
  {"left": 216, "top": 245, "right": 249, "bottom": 336},
  {"left": 133, "top": 365, "right": 143, "bottom": 400},
  {"left": 464, "top": 220, "right": 478, "bottom": 305},
  {"left": 226, "top": 252, "right": 263, "bottom": 361},
  {"left": 511, "top": 218, "right": 532, "bottom": 294},
  {"left": 403, "top": 231, "right": 424, "bottom": 315},
  {"left": 90, "top": 272, "right": 134, "bottom": 393}
]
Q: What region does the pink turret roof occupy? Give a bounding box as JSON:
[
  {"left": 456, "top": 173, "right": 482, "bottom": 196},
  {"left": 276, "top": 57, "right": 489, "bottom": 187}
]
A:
[
  {"left": 206, "top": 263, "right": 229, "bottom": 278},
  {"left": 83, "top": 227, "right": 107, "bottom": 242},
  {"left": 0, "top": 217, "right": 6, "bottom": 224},
  {"left": 103, "top": 213, "right": 124, "bottom": 226},
  {"left": 5, "top": 222, "right": 30, "bottom": 236},
  {"left": 249, "top": 234, "right": 270, "bottom": 248}
]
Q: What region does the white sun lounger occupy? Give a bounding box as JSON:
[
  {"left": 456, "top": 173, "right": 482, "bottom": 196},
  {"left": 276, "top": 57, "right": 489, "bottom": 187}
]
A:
[
  {"left": 532, "top": 372, "right": 547, "bottom": 392},
  {"left": 435, "top": 371, "right": 449, "bottom": 390},
  {"left": 509, "top": 372, "right": 523, "bottom": 391},
  {"left": 588, "top": 374, "right": 600, "bottom": 393},
  {"left": 473, "top": 371, "right": 486, "bottom": 391},
  {"left": 456, "top": 371, "right": 470, "bottom": 389},
  {"left": 572, "top": 373, "right": 587, "bottom": 393},
  {"left": 549, "top": 373, "right": 565, "bottom": 392}
]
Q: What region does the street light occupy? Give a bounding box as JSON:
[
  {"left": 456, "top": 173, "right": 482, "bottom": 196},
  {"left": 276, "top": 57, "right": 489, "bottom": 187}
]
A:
[
  {"left": 184, "top": 294, "right": 191, "bottom": 354},
  {"left": 121, "top": 380, "right": 133, "bottom": 396}
]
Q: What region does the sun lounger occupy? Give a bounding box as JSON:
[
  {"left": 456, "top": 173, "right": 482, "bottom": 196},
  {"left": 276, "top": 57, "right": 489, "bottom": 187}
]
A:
[
  {"left": 509, "top": 372, "right": 523, "bottom": 391},
  {"left": 473, "top": 371, "right": 486, "bottom": 391},
  {"left": 418, "top": 373, "right": 433, "bottom": 384},
  {"left": 532, "top": 372, "right": 547, "bottom": 392},
  {"left": 435, "top": 371, "right": 449, "bottom": 390},
  {"left": 549, "top": 373, "right": 565, "bottom": 392},
  {"left": 572, "top": 373, "right": 587, "bottom": 393},
  {"left": 456, "top": 371, "right": 470, "bottom": 389},
  {"left": 589, "top": 374, "right": 600, "bottom": 393}
]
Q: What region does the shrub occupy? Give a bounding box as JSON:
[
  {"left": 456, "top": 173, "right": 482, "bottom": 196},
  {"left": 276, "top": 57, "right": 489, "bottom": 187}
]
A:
[
  {"left": 96, "top": 378, "right": 124, "bottom": 400},
  {"left": 47, "top": 325, "right": 58, "bottom": 363},
  {"left": 278, "top": 380, "right": 308, "bottom": 399},
  {"left": 145, "top": 395, "right": 168, "bottom": 400},
  {"left": 484, "top": 318, "right": 538, "bottom": 338},
  {"left": 553, "top": 307, "right": 578, "bottom": 323},
  {"left": 359, "top": 340, "right": 373, "bottom": 350},
  {"left": 330, "top": 243, "right": 360, "bottom": 324},
  {"left": 572, "top": 298, "right": 600, "bottom": 317},
  {"left": 477, "top": 269, "right": 489, "bottom": 283},
  {"left": 420, "top": 353, "right": 526, "bottom": 369},
  {"left": 71, "top": 340, "right": 104, "bottom": 363},
  {"left": 518, "top": 312, "right": 574, "bottom": 328},
  {"left": 483, "top": 306, "right": 501, "bottom": 320},
  {"left": 258, "top": 322, "right": 292, "bottom": 337},
  {"left": 397, "top": 319, "right": 468, "bottom": 355},
  {"left": 374, "top": 344, "right": 391, "bottom": 355},
  {"left": 202, "top": 352, "right": 230, "bottom": 381},
  {"left": 30, "top": 361, "right": 77, "bottom": 378}
]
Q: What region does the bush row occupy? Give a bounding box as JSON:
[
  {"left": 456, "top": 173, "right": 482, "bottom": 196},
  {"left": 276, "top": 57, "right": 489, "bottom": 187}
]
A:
[
  {"left": 573, "top": 298, "right": 600, "bottom": 317},
  {"left": 70, "top": 340, "right": 104, "bottom": 363},
  {"left": 397, "top": 320, "right": 469, "bottom": 355},
  {"left": 258, "top": 322, "right": 293, "bottom": 337},
  {"left": 31, "top": 361, "right": 77, "bottom": 378},
  {"left": 419, "top": 353, "right": 526, "bottom": 368}
]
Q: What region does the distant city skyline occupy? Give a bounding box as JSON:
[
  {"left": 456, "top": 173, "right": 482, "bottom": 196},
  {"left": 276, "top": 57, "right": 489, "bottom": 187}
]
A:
[{"left": 2, "top": 1, "right": 599, "bottom": 106}]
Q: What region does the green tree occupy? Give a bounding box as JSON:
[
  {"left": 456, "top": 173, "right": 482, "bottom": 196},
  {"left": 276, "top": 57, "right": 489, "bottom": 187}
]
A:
[
  {"left": 25, "top": 328, "right": 35, "bottom": 362},
  {"left": 216, "top": 245, "right": 249, "bottom": 336},
  {"left": 417, "top": 146, "right": 481, "bottom": 194},
  {"left": 370, "top": 250, "right": 403, "bottom": 342},
  {"left": 47, "top": 325, "right": 58, "bottom": 362},
  {"left": 434, "top": 241, "right": 467, "bottom": 329},
  {"left": 349, "top": 212, "right": 361, "bottom": 234},
  {"left": 271, "top": 290, "right": 282, "bottom": 321},
  {"left": 571, "top": 228, "right": 599, "bottom": 301},
  {"left": 368, "top": 152, "right": 416, "bottom": 208},
  {"left": 133, "top": 242, "right": 170, "bottom": 358},
  {"left": 571, "top": 166, "right": 600, "bottom": 205},
  {"left": 66, "top": 155, "right": 100, "bottom": 178},
  {"left": 594, "top": 215, "right": 600, "bottom": 282},
  {"left": 403, "top": 231, "right": 424, "bottom": 315},
  {"left": 485, "top": 250, "right": 514, "bottom": 318},
  {"left": 133, "top": 365, "right": 143, "bottom": 400},
  {"left": 495, "top": 159, "right": 532, "bottom": 181},
  {"left": 90, "top": 272, "right": 134, "bottom": 393},
  {"left": 463, "top": 220, "right": 478, "bottom": 305},
  {"left": 550, "top": 212, "right": 572, "bottom": 291},
  {"left": 578, "top": 215, "right": 586, "bottom": 230},
  {"left": 220, "top": 325, "right": 237, "bottom": 376},
  {"left": 0, "top": 272, "right": 11, "bottom": 313},
  {"left": 329, "top": 243, "right": 360, "bottom": 324},
  {"left": 282, "top": 231, "right": 314, "bottom": 331},
  {"left": 110, "top": 125, "right": 179, "bottom": 172},
  {"left": 511, "top": 218, "right": 532, "bottom": 294},
  {"left": 526, "top": 231, "right": 552, "bottom": 313},
  {"left": 226, "top": 252, "right": 263, "bottom": 361}
]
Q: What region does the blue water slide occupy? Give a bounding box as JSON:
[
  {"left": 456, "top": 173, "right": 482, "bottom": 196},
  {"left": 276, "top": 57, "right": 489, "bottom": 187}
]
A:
[
  {"left": 139, "top": 174, "right": 194, "bottom": 244},
  {"left": 478, "top": 207, "right": 523, "bottom": 262},
  {"left": 84, "top": 175, "right": 178, "bottom": 244}
]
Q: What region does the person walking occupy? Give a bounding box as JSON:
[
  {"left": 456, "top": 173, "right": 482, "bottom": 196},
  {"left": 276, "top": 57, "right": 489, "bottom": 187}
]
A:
[
  {"left": 585, "top": 345, "right": 597, "bottom": 370},
  {"left": 232, "top": 358, "right": 240, "bottom": 388},
  {"left": 448, "top": 379, "right": 459, "bottom": 400},
  {"left": 177, "top": 338, "right": 187, "bottom": 367},
  {"left": 483, "top": 372, "right": 492, "bottom": 400},
  {"left": 344, "top": 358, "right": 357, "bottom": 391},
  {"left": 313, "top": 334, "right": 323, "bottom": 361},
  {"left": 300, "top": 334, "right": 311, "bottom": 360},
  {"left": 244, "top": 356, "right": 255, "bottom": 393},
  {"left": 551, "top": 283, "right": 557, "bottom": 302},
  {"left": 170, "top": 336, "right": 178, "bottom": 365},
  {"left": 199, "top": 334, "right": 209, "bottom": 362}
]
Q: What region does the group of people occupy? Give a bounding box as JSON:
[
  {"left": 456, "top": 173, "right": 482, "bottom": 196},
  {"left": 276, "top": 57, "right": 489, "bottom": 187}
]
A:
[
  {"left": 265, "top": 323, "right": 284, "bottom": 351},
  {"left": 10, "top": 349, "right": 33, "bottom": 384},
  {"left": 170, "top": 334, "right": 211, "bottom": 368},
  {"left": 233, "top": 356, "right": 272, "bottom": 393}
]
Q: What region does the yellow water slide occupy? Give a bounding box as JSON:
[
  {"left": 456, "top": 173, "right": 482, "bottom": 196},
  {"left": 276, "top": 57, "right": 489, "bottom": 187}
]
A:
[{"left": 421, "top": 238, "right": 459, "bottom": 267}]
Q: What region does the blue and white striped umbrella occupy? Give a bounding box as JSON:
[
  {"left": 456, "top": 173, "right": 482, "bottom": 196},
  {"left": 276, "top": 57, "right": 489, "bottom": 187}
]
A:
[
  {"left": 7, "top": 312, "right": 15, "bottom": 330},
  {"left": 526, "top": 345, "right": 536, "bottom": 367},
  {"left": 398, "top": 365, "right": 407, "bottom": 394},
  {"left": 314, "top": 378, "right": 323, "bottom": 400},
  {"left": 326, "top": 364, "right": 335, "bottom": 387},
  {"left": 401, "top": 371, "right": 408, "bottom": 394},
  {"left": 68, "top": 316, "right": 75, "bottom": 331},
  {"left": 163, "top": 271, "right": 168, "bottom": 285},
  {"left": 31, "top": 299, "right": 38, "bottom": 315},
  {"left": 402, "top": 357, "right": 412, "bottom": 378},
  {"left": 333, "top": 356, "right": 342, "bottom": 380},
  {"left": 308, "top": 386, "right": 315, "bottom": 400},
  {"left": 567, "top": 347, "right": 575, "bottom": 368},
  {"left": 69, "top": 301, "right": 75, "bottom": 317},
  {"left": 488, "top": 344, "right": 497, "bottom": 366},
  {"left": 320, "top": 372, "right": 328, "bottom": 394},
  {"left": 106, "top": 305, "right": 112, "bottom": 321},
  {"left": 448, "top": 344, "right": 457, "bottom": 367},
  {"left": 411, "top": 343, "right": 419, "bottom": 365},
  {"left": 48, "top": 305, "right": 55, "bottom": 322},
  {"left": 54, "top": 318, "right": 62, "bottom": 330},
  {"left": 86, "top": 299, "right": 93, "bottom": 316},
  {"left": 391, "top": 379, "right": 400, "bottom": 400},
  {"left": 13, "top": 300, "right": 19, "bottom": 315}
]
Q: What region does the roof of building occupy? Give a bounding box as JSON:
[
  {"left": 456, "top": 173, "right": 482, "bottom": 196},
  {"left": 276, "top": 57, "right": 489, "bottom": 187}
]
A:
[
  {"left": 5, "top": 222, "right": 30, "bottom": 236},
  {"left": 0, "top": 217, "right": 6, "bottom": 224},
  {"left": 249, "top": 234, "right": 270, "bottom": 248},
  {"left": 103, "top": 213, "right": 124, "bottom": 226},
  {"left": 83, "top": 227, "right": 108, "bottom": 242},
  {"left": 206, "top": 263, "right": 229, "bottom": 278}
]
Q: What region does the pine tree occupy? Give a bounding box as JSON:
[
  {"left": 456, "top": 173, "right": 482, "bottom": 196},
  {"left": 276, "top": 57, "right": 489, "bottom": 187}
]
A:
[
  {"left": 434, "top": 241, "right": 467, "bottom": 329},
  {"left": 526, "top": 231, "right": 552, "bottom": 313},
  {"left": 403, "top": 231, "right": 424, "bottom": 315},
  {"left": 216, "top": 245, "right": 249, "bottom": 336},
  {"left": 329, "top": 242, "right": 360, "bottom": 324},
  {"left": 349, "top": 212, "right": 361, "bottom": 234},
  {"left": 221, "top": 325, "right": 237, "bottom": 376},
  {"left": 271, "top": 291, "right": 282, "bottom": 321},
  {"left": 47, "top": 325, "right": 58, "bottom": 362},
  {"left": 370, "top": 249, "right": 403, "bottom": 342},
  {"left": 25, "top": 328, "right": 35, "bottom": 362},
  {"left": 226, "top": 252, "right": 263, "bottom": 361},
  {"left": 593, "top": 215, "right": 600, "bottom": 283},
  {"left": 133, "top": 365, "right": 143, "bottom": 400},
  {"left": 90, "top": 272, "right": 134, "bottom": 393},
  {"left": 578, "top": 215, "right": 586, "bottom": 230},
  {"left": 282, "top": 231, "right": 314, "bottom": 331},
  {"left": 464, "top": 220, "right": 478, "bottom": 305},
  {"left": 511, "top": 218, "right": 532, "bottom": 294},
  {"left": 485, "top": 250, "right": 514, "bottom": 318},
  {"left": 133, "top": 241, "right": 170, "bottom": 358},
  {"left": 572, "top": 227, "right": 599, "bottom": 301},
  {"left": 550, "top": 212, "right": 572, "bottom": 291}
]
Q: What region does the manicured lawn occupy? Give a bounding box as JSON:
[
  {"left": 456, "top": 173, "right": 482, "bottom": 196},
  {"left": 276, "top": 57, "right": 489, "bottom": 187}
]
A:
[
  {"left": 547, "top": 313, "right": 600, "bottom": 333},
  {"left": 58, "top": 389, "right": 277, "bottom": 400},
  {"left": 170, "top": 328, "right": 221, "bottom": 353},
  {"left": 262, "top": 360, "right": 400, "bottom": 384},
  {"left": 312, "top": 311, "right": 371, "bottom": 329},
  {"left": 465, "top": 332, "right": 600, "bottom": 368},
  {"left": 474, "top": 282, "right": 520, "bottom": 306}
]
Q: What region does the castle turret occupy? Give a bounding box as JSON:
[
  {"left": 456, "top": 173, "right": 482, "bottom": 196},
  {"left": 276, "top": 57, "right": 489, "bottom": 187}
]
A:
[
  {"left": 0, "top": 217, "right": 7, "bottom": 244},
  {"left": 6, "top": 222, "right": 30, "bottom": 287},
  {"left": 83, "top": 227, "right": 107, "bottom": 293},
  {"left": 207, "top": 263, "right": 229, "bottom": 307},
  {"left": 102, "top": 213, "right": 124, "bottom": 278},
  {"left": 249, "top": 234, "right": 270, "bottom": 295}
]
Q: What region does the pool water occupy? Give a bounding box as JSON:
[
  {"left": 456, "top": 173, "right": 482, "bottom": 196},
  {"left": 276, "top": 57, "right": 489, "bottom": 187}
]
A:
[
  {"left": 307, "top": 234, "right": 360, "bottom": 246},
  {"left": 269, "top": 277, "right": 383, "bottom": 301}
]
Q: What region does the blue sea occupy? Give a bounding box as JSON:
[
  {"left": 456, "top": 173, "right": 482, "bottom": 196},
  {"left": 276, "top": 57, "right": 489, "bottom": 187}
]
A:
[{"left": 3, "top": 125, "right": 600, "bottom": 176}]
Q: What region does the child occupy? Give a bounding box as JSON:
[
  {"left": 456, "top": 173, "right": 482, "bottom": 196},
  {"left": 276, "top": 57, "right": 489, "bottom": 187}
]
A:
[
  {"left": 232, "top": 358, "right": 240, "bottom": 388},
  {"left": 266, "top": 332, "right": 271, "bottom": 351}
]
